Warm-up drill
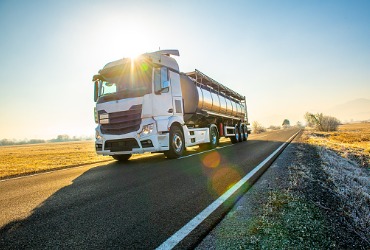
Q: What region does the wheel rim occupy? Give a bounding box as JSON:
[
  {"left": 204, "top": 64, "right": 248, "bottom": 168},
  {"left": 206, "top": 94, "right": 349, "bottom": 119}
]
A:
[
  {"left": 173, "top": 133, "right": 183, "bottom": 153},
  {"left": 235, "top": 128, "right": 239, "bottom": 141},
  {"left": 211, "top": 129, "right": 217, "bottom": 145}
]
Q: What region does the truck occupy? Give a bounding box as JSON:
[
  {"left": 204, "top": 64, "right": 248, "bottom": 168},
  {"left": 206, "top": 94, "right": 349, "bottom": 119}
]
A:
[{"left": 92, "top": 50, "right": 250, "bottom": 161}]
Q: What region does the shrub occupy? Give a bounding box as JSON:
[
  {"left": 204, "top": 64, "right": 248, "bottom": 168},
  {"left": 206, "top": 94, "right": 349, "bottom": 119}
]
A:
[
  {"left": 304, "top": 112, "right": 340, "bottom": 132},
  {"left": 268, "top": 125, "right": 281, "bottom": 130},
  {"left": 252, "top": 121, "right": 266, "bottom": 134},
  {"left": 296, "top": 121, "right": 304, "bottom": 128}
]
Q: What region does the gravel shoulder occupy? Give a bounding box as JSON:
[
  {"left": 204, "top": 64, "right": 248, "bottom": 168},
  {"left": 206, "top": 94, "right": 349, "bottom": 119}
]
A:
[{"left": 197, "top": 131, "right": 370, "bottom": 249}]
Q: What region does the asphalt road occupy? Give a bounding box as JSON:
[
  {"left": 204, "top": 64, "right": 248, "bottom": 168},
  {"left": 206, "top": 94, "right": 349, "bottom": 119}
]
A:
[{"left": 0, "top": 128, "right": 299, "bottom": 249}]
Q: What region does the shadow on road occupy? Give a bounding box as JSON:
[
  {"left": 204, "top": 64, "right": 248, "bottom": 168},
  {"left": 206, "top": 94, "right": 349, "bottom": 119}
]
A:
[{"left": 0, "top": 132, "right": 294, "bottom": 249}]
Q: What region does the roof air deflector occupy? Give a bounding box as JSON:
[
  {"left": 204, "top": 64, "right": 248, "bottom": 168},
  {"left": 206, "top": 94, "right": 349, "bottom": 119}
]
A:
[{"left": 155, "top": 50, "right": 180, "bottom": 57}]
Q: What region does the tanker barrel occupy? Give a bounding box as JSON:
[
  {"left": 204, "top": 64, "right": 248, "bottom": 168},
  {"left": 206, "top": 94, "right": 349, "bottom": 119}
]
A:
[
  {"left": 202, "top": 86, "right": 213, "bottom": 111},
  {"left": 179, "top": 74, "right": 200, "bottom": 114},
  {"left": 219, "top": 95, "right": 227, "bottom": 114},
  {"left": 180, "top": 70, "right": 246, "bottom": 121}
]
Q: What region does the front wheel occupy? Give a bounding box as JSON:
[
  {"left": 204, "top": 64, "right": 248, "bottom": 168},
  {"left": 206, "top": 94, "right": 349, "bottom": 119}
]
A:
[
  {"left": 164, "top": 126, "right": 185, "bottom": 159},
  {"left": 199, "top": 125, "right": 219, "bottom": 150},
  {"left": 112, "top": 154, "right": 132, "bottom": 162}
]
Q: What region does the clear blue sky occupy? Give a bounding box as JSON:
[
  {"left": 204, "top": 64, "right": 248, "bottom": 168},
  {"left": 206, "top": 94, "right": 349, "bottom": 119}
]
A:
[{"left": 0, "top": 0, "right": 369, "bottom": 139}]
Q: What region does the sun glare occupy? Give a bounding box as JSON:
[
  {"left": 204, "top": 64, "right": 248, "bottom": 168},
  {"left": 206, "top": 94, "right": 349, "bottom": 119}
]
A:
[
  {"left": 91, "top": 13, "right": 155, "bottom": 61},
  {"left": 128, "top": 51, "right": 142, "bottom": 60}
]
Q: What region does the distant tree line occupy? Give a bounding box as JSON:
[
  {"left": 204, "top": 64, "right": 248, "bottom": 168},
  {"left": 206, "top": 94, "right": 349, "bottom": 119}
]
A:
[
  {"left": 0, "top": 134, "right": 93, "bottom": 146},
  {"left": 252, "top": 119, "right": 304, "bottom": 134}
]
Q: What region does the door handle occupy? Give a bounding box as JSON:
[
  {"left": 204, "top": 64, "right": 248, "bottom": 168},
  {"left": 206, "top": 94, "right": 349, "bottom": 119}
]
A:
[{"left": 168, "top": 109, "right": 173, "bottom": 113}]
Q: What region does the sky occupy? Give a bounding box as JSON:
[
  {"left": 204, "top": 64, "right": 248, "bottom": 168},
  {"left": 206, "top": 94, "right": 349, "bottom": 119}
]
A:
[{"left": 0, "top": 0, "right": 369, "bottom": 140}]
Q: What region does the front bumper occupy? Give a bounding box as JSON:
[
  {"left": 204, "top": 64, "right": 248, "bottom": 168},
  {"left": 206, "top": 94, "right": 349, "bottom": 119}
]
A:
[{"left": 95, "top": 131, "right": 169, "bottom": 155}]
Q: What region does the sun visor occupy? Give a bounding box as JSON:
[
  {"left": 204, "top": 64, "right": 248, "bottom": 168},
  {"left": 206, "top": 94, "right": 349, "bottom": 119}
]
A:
[
  {"left": 99, "top": 58, "right": 130, "bottom": 78},
  {"left": 99, "top": 64, "right": 123, "bottom": 79}
]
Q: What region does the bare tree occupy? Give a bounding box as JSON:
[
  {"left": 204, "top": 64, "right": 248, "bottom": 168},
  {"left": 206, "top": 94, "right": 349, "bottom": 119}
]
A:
[
  {"left": 304, "top": 112, "right": 340, "bottom": 131},
  {"left": 252, "top": 121, "right": 266, "bottom": 134}
]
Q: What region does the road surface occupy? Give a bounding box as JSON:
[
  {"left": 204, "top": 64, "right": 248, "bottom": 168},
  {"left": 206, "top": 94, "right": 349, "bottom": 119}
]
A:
[{"left": 0, "top": 128, "right": 299, "bottom": 249}]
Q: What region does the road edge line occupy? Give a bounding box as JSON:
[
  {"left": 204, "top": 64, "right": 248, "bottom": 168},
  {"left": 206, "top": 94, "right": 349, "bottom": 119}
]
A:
[{"left": 156, "top": 130, "right": 301, "bottom": 250}]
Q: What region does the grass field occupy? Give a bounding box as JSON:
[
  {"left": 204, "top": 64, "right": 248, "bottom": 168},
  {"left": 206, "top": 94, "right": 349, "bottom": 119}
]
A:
[
  {"left": 305, "top": 122, "right": 370, "bottom": 168},
  {"left": 2, "top": 124, "right": 368, "bottom": 179},
  {"left": 0, "top": 137, "right": 233, "bottom": 179},
  {"left": 0, "top": 141, "right": 111, "bottom": 179}
]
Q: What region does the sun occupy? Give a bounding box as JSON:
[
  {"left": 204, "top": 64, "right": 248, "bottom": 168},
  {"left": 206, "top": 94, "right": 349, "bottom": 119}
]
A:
[
  {"left": 125, "top": 43, "right": 145, "bottom": 60},
  {"left": 87, "top": 12, "right": 159, "bottom": 64},
  {"left": 106, "top": 34, "right": 148, "bottom": 60}
]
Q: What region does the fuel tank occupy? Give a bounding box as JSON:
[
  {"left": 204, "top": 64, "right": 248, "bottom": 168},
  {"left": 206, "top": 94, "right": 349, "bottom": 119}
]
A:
[{"left": 180, "top": 73, "right": 245, "bottom": 122}]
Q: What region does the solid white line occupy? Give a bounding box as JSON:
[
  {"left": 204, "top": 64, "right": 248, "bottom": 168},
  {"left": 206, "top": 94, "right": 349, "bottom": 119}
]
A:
[
  {"left": 178, "top": 144, "right": 234, "bottom": 159},
  {"left": 156, "top": 130, "right": 300, "bottom": 250}
]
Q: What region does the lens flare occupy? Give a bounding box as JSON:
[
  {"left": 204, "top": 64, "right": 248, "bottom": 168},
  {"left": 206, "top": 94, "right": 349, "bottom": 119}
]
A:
[
  {"left": 201, "top": 151, "right": 221, "bottom": 168},
  {"left": 209, "top": 167, "right": 241, "bottom": 196},
  {"left": 140, "top": 62, "right": 149, "bottom": 72}
]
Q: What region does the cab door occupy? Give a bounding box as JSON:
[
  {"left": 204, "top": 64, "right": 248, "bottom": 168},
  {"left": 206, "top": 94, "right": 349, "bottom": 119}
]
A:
[
  {"left": 169, "top": 70, "right": 183, "bottom": 117},
  {"left": 152, "top": 67, "right": 173, "bottom": 117}
]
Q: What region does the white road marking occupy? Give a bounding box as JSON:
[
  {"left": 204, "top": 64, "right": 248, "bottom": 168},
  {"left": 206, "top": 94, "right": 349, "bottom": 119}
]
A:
[
  {"left": 178, "top": 144, "right": 234, "bottom": 159},
  {"left": 156, "top": 130, "right": 300, "bottom": 250}
]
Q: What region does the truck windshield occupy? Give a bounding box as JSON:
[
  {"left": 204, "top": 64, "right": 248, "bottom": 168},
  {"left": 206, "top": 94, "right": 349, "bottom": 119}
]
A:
[{"left": 98, "top": 61, "right": 152, "bottom": 102}]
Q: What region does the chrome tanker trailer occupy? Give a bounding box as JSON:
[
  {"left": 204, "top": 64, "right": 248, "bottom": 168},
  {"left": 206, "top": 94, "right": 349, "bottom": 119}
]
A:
[{"left": 93, "top": 50, "right": 250, "bottom": 161}]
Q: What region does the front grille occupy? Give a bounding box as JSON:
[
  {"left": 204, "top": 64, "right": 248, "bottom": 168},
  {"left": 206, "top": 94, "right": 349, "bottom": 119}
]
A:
[
  {"left": 104, "top": 139, "right": 139, "bottom": 152},
  {"left": 100, "top": 105, "right": 142, "bottom": 135}
]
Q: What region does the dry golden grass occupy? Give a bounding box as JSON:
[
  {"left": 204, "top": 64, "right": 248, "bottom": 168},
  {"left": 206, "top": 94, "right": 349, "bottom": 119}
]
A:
[
  {"left": 0, "top": 138, "right": 234, "bottom": 179},
  {"left": 305, "top": 122, "right": 370, "bottom": 167},
  {"left": 0, "top": 141, "right": 111, "bottom": 179}
]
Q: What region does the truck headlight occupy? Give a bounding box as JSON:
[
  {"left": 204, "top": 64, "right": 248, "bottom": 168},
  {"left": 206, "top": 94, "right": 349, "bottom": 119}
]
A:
[
  {"left": 96, "top": 130, "right": 102, "bottom": 140},
  {"left": 141, "top": 123, "right": 154, "bottom": 135}
]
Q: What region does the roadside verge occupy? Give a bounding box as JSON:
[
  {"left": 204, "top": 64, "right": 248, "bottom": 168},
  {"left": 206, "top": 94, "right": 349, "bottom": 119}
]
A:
[{"left": 196, "top": 130, "right": 369, "bottom": 249}]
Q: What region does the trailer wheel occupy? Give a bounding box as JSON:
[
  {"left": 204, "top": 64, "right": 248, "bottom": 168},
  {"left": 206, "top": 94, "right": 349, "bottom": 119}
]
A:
[
  {"left": 231, "top": 125, "right": 240, "bottom": 144},
  {"left": 238, "top": 125, "right": 243, "bottom": 142},
  {"left": 164, "top": 126, "right": 184, "bottom": 159},
  {"left": 112, "top": 154, "right": 132, "bottom": 162},
  {"left": 242, "top": 124, "right": 248, "bottom": 141}
]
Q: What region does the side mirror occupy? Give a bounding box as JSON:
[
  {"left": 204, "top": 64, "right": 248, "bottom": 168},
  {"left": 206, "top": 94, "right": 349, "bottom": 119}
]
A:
[{"left": 94, "top": 81, "right": 99, "bottom": 102}]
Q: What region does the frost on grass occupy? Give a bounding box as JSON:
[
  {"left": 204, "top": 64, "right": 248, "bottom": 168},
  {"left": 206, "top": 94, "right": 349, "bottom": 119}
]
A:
[{"left": 318, "top": 146, "right": 370, "bottom": 242}]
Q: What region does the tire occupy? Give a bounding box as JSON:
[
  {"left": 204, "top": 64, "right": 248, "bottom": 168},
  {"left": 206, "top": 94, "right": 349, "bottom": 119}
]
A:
[
  {"left": 242, "top": 124, "right": 248, "bottom": 141},
  {"left": 199, "top": 125, "right": 219, "bottom": 150},
  {"left": 230, "top": 125, "right": 239, "bottom": 144},
  {"left": 238, "top": 125, "right": 243, "bottom": 142},
  {"left": 112, "top": 154, "right": 132, "bottom": 162},
  {"left": 164, "top": 126, "right": 185, "bottom": 159}
]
